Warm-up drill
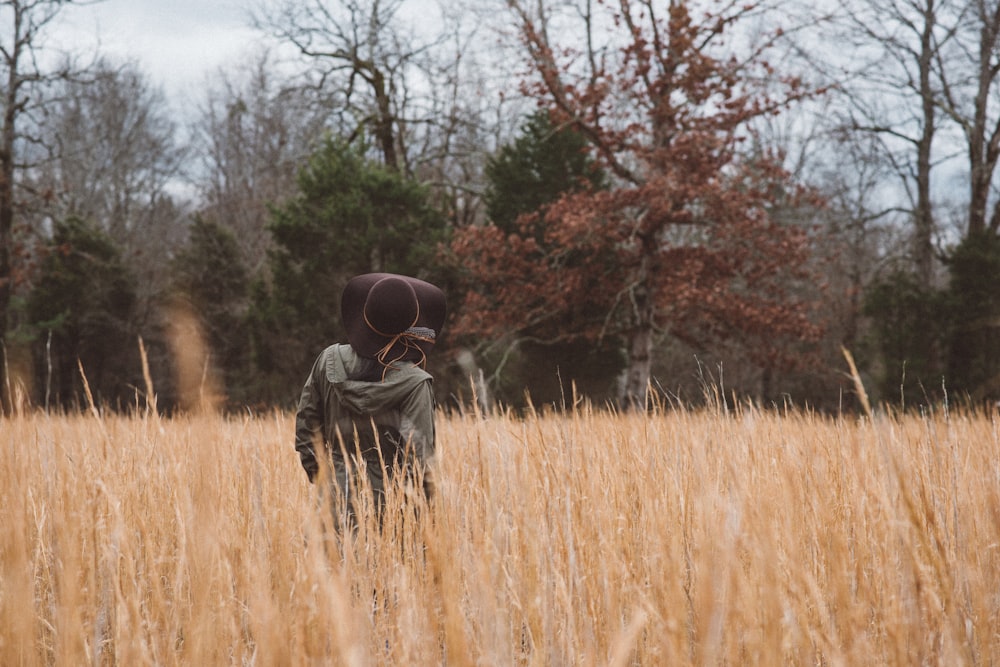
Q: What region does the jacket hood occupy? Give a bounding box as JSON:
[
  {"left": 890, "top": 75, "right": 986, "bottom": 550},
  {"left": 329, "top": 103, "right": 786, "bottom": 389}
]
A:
[{"left": 324, "top": 344, "right": 432, "bottom": 415}]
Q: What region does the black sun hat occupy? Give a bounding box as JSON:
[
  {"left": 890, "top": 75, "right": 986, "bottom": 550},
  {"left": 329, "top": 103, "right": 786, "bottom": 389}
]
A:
[{"left": 341, "top": 273, "right": 446, "bottom": 366}]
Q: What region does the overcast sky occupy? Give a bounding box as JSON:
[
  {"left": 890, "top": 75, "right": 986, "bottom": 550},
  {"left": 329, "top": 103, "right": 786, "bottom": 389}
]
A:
[
  {"left": 50, "top": 0, "right": 447, "bottom": 108},
  {"left": 52, "top": 0, "right": 270, "bottom": 103}
]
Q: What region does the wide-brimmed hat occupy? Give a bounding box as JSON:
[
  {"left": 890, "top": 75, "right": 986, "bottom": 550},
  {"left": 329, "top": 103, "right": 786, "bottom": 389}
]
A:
[{"left": 341, "top": 273, "right": 446, "bottom": 365}]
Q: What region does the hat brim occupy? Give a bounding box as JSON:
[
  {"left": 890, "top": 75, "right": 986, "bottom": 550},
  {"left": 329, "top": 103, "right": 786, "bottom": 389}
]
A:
[{"left": 341, "top": 273, "right": 446, "bottom": 361}]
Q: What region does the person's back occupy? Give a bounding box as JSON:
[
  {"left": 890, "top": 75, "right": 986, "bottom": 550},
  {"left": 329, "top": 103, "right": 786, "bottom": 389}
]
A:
[{"left": 293, "top": 273, "right": 445, "bottom": 526}]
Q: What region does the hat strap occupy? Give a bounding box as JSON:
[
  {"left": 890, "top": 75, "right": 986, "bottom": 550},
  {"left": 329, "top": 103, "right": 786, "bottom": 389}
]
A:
[
  {"left": 363, "top": 307, "right": 435, "bottom": 379},
  {"left": 372, "top": 330, "right": 435, "bottom": 379}
]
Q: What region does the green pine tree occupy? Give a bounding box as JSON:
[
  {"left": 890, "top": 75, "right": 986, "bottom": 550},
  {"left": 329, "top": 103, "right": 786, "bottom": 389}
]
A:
[
  {"left": 944, "top": 232, "right": 1000, "bottom": 402},
  {"left": 27, "top": 217, "right": 137, "bottom": 408},
  {"left": 168, "top": 217, "right": 251, "bottom": 405},
  {"left": 863, "top": 270, "right": 946, "bottom": 407},
  {"left": 485, "top": 110, "right": 606, "bottom": 236},
  {"left": 250, "top": 137, "right": 449, "bottom": 404}
]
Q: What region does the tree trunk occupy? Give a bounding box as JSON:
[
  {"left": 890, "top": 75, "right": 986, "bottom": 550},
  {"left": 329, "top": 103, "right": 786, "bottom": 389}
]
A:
[
  {"left": 968, "top": 109, "right": 989, "bottom": 238},
  {"left": 0, "top": 12, "right": 20, "bottom": 415},
  {"left": 369, "top": 66, "right": 398, "bottom": 172},
  {"left": 966, "top": 3, "right": 1000, "bottom": 239},
  {"left": 455, "top": 347, "right": 492, "bottom": 414},
  {"left": 914, "top": 0, "right": 935, "bottom": 286},
  {"left": 621, "top": 265, "right": 654, "bottom": 410},
  {"left": 622, "top": 321, "right": 653, "bottom": 410}
]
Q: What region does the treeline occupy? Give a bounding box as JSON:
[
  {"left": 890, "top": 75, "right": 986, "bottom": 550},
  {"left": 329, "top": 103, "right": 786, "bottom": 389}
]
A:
[{"left": 1, "top": 0, "right": 999, "bottom": 414}]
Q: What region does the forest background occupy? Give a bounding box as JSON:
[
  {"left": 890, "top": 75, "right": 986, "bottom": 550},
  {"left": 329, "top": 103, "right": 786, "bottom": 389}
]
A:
[{"left": 0, "top": 0, "right": 998, "bottom": 415}]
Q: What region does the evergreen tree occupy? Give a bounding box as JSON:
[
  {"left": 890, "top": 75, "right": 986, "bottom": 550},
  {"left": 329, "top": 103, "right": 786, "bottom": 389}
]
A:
[
  {"left": 863, "top": 270, "right": 946, "bottom": 407},
  {"left": 168, "top": 217, "right": 250, "bottom": 406},
  {"left": 251, "top": 138, "right": 449, "bottom": 404},
  {"left": 863, "top": 233, "right": 1000, "bottom": 407},
  {"left": 484, "top": 110, "right": 606, "bottom": 235},
  {"left": 944, "top": 232, "right": 1000, "bottom": 402},
  {"left": 27, "top": 217, "right": 137, "bottom": 408}
]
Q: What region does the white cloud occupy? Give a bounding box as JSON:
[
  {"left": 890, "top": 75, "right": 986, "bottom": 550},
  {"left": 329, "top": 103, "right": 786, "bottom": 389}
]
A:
[
  {"left": 52, "top": 0, "right": 260, "bottom": 99},
  {"left": 49, "top": 0, "right": 447, "bottom": 106}
]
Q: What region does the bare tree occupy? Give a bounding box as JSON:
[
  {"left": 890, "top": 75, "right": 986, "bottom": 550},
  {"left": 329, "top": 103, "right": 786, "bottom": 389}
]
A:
[
  {"left": 828, "top": 0, "right": 1000, "bottom": 275},
  {"left": 935, "top": 0, "right": 1000, "bottom": 237},
  {"left": 825, "top": 0, "right": 964, "bottom": 288},
  {"left": 251, "top": 0, "right": 514, "bottom": 224},
  {"left": 252, "top": 0, "right": 432, "bottom": 172},
  {"left": 35, "top": 58, "right": 184, "bottom": 241},
  {"left": 192, "top": 52, "right": 329, "bottom": 274},
  {"left": 22, "top": 57, "right": 187, "bottom": 329},
  {"left": 398, "top": 0, "right": 519, "bottom": 229},
  {"left": 800, "top": 0, "right": 1000, "bottom": 402},
  {"left": 800, "top": 117, "right": 915, "bottom": 361},
  {"left": 0, "top": 0, "right": 99, "bottom": 412}
]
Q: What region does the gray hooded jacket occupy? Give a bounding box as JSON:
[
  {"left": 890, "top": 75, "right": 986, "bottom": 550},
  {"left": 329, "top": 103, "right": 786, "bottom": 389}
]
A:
[{"left": 294, "top": 344, "right": 436, "bottom": 483}]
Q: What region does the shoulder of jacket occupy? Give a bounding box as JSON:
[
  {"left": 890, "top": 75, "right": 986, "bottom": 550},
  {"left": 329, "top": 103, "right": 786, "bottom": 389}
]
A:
[
  {"left": 319, "top": 344, "right": 356, "bottom": 382},
  {"left": 319, "top": 343, "right": 344, "bottom": 361},
  {"left": 392, "top": 362, "right": 433, "bottom": 384}
]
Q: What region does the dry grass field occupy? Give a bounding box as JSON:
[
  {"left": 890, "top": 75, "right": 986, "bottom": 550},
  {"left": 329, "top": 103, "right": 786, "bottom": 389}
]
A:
[{"left": 1, "top": 398, "right": 998, "bottom": 665}]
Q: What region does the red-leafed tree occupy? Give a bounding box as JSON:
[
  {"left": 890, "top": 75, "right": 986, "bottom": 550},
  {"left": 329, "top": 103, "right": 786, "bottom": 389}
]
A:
[{"left": 452, "top": 0, "right": 823, "bottom": 407}]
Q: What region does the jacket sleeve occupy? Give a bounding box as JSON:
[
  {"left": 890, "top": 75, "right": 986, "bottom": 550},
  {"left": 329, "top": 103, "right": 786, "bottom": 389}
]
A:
[
  {"left": 398, "top": 377, "right": 436, "bottom": 469},
  {"left": 294, "top": 355, "right": 325, "bottom": 483}
]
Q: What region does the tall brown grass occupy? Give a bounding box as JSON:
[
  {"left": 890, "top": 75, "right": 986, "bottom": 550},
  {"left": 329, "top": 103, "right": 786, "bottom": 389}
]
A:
[{"left": 1, "top": 400, "right": 998, "bottom": 665}]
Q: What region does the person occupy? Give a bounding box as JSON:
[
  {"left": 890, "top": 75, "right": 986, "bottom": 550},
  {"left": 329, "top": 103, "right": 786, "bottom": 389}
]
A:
[{"left": 294, "top": 272, "right": 446, "bottom": 527}]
